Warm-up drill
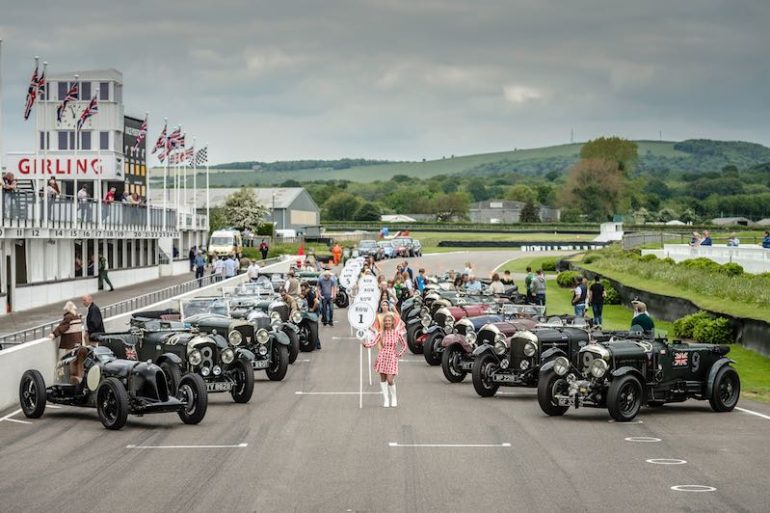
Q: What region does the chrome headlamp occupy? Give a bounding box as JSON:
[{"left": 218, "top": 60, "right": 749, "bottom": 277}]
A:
[
  {"left": 200, "top": 366, "right": 211, "bottom": 376},
  {"left": 258, "top": 345, "right": 268, "bottom": 356},
  {"left": 554, "top": 356, "right": 570, "bottom": 376},
  {"left": 188, "top": 349, "right": 202, "bottom": 366},
  {"left": 465, "top": 331, "right": 477, "bottom": 345},
  {"left": 291, "top": 311, "right": 302, "bottom": 324},
  {"left": 421, "top": 313, "right": 431, "bottom": 327},
  {"left": 523, "top": 341, "right": 537, "bottom": 357},
  {"left": 494, "top": 334, "right": 506, "bottom": 355},
  {"left": 212, "top": 365, "right": 222, "bottom": 376},
  {"left": 590, "top": 358, "right": 609, "bottom": 379},
  {"left": 270, "top": 311, "right": 281, "bottom": 322},
  {"left": 444, "top": 313, "right": 455, "bottom": 329},
  {"left": 228, "top": 330, "right": 243, "bottom": 346},
  {"left": 221, "top": 348, "right": 235, "bottom": 364},
  {"left": 256, "top": 328, "right": 270, "bottom": 345}
]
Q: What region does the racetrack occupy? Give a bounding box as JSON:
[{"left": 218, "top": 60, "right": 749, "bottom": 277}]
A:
[{"left": 0, "top": 251, "right": 768, "bottom": 513}]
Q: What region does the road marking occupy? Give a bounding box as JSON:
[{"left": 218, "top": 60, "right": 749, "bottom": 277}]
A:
[
  {"left": 389, "top": 442, "right": 512, "bottom": 448},
  {"left": 126, "top": 443, "right": 248, "bottom": 449},
  {"left": 3, "top": 418, "right": 32, "bottom": 425},
  {"left": 608, "top": 419, "right": 644, "bottom": 424},
  {"left": 0, "top": 409, "right": 23, "bottom": 423},
  {"left": 670, "top": 485, "right": 716, "bottom": 492},
  {"left": 736, "top": 407, "right": 770, "bottom": 421},
  {"left": 398, "top": 359, "right": 424, "bottom": 363},
  {"left": 624, "top": 437, "right": 661, "bottom": 443},
  {"left": 46, "top": 404, "right": 63, "bottom": 409},
  {"left": 295, "top": 391, "right": 381, "bottom": 395},
  {"left": 646, "top": 459, "right": 687, "bottom": 465},
  {"left": 331, "top": 336, "right": 356, "bottom": 340}
]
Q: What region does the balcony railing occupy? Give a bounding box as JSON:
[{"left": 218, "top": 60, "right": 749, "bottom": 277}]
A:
[{"left": 1, "top": 191, "right": 206, "bottom": 232}]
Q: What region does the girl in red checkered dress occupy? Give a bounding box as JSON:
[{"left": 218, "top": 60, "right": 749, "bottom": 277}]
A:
[{"left": 364, "top": 311, "right": 407, "bottom": 407}]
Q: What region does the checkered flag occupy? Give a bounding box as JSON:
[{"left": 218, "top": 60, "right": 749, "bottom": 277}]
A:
[{"left": 193, "top": 146, "right": 208, "bottom": 166}]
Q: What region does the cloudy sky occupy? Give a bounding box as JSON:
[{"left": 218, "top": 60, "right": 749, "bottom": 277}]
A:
[{"left": 1, "top": 0, "right": 769, "bottom": 164}]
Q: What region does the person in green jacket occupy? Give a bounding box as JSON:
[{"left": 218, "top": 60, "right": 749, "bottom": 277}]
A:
[
  {"left": 98, "top": 255, "right": 115, "bottom": 292},
  {"left": 631, "top": 301, "right": 654, "bottom": 332}
]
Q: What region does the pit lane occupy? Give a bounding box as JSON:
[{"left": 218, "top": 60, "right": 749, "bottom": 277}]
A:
[{"left": 0, "top": 250, "right": 768, "bottom": 513}]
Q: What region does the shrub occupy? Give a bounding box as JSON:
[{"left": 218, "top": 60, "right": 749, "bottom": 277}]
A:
[
  {"left": 718, "top": 262, "right": 744, "bottom": 276},
  {"left": 679, "top": 257, "right": 721, "bottom": 272},
  {"left": 601, "top": 280, "right": 621, "bottom": 305},
  {"left": 541, "top": 259, "right": 557, "bottom": 272},
  {"left": 692, "top": 317, "right": 733, "bottom": 345},
  {"left": 556, "top": 271, "right": 581, "bottom": 288},
  {"left": 640, "top": 254, "right": 658, "bottom": 262},
  {"left": 256, "top": 222, "right": 274, "bottom": 236},
  {"left": 583, "top": 253, "right": 603, "bottom": 264},
  {"left": 662, "top": 257, "right": 676, "bottom": 265},
  {"left": 673, "top": 311, "right": 712, "bottom": 339}
]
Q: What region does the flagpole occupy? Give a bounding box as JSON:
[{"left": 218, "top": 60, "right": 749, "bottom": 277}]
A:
[
  {"left": 144, "top": 112, "right": 149, "bottom": 231},
  {"left": 162, "top": 117, "right": 168, "bottom": 232},
  {"left": 0, "top": 39, "right": 3, "bottom": 223},
  {"left": 205, "top": 143, "right": 210, "bottom": 227},
  {"left": 191, "top": 136, "right": 197, "bottom": 231},
  {"left": 182, "top": 132, "right": 188, "bottom": 224},
  {"left": 95, "top": 88, "right": 102, "bottom": 230},
  {"left": 175, "top": 125, "right": 180, "bottom": 231},
  {"left": 41, "top": 61, "right": 48, "bottom": 229},
  {"left": 33, "top": 57, "right": 40, "bottom": 228},
  {"left": 73, "top": 74, "right": 79, "bottom": 228}
]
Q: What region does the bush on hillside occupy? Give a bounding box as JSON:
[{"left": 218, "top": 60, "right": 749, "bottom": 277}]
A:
[
  {"left": 601, "top": 280, "right": 621, "bottom": 305},
  {"left": 673, "top": 312, "right": 711, "bottom": 339},
  {"left": 661, "top": 257, "right": 676, "bottom": 265},
  {"left": 583, "top": 253, "right": 603, "bottom": 264},
  {"left": 556, "top": 271, "right": 581, "bottom": 288},
  {"left": 640, "top": 254, "right": 658, "bottom": 262},
  {"left": 718, "top": 262, "right": 744, "bottom": 277},
  {"left": 541, "top": 259, "right": 558, "bottom": 272},
  {"left": 679, "top": 257, "right": 721, "bottom": 273},
  {"left": 692, "top": 317, "right": 733, "bottom": 345}
]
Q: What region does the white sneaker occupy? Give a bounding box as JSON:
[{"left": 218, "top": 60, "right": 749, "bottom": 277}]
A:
[
  {"left": 380, "top": 382, "right": 390, "bottom": 407},
  {"left": 389, "top": 384, "right": 397, "bottom": 407}
]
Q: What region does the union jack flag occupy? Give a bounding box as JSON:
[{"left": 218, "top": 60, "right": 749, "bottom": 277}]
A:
[
  {"left": 166, "top": 127, "right": 184, "bottom": 151},
  {"left": 673, "top": 352, "right": 688, "bottom": 367},
  {"left": 56, "top": 82, "right": 79, "bottom": 123},
  {"left": 133, "top": 114, "right": 148, "bottom": 151},
  {"left": 23, "top": 63, "right": 39, "bottom": 120},
  {"left": 192, "top": 146, "right": 208, "bottom": 166},
  {"left": 76, "top": 96, "right": 99, "bottom": 132},
  {"left": 37, "top": 68, "right": 47, "bottom": 100},
  {"left": 157, "top": 147, "right": 169, "bottom": 163},
  {"left": 125, "top": 346, "right": 137, "bottom": 361},
  {"left": 152, "top": 123, "right": 167, "bottom": 154}
]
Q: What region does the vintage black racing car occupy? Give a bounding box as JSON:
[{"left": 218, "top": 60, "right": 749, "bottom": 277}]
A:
[
  {"left": 537, "top": 335, "right": 740, "bottom": 421},
  {"left": 19, "top": 345, "right": 207, "bottom": 430}
]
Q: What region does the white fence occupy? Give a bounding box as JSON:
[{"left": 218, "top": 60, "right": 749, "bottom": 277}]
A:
[
  {"left": 642, "top": 244, "right": 770, "bottom": 274},
  {"left": 521, "top": 244, "right": 603, "bottom": 252}
]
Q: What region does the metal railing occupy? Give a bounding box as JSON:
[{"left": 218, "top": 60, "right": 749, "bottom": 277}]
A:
[{"left": 0, "top": 257, "right": 280, "bottom": 350}]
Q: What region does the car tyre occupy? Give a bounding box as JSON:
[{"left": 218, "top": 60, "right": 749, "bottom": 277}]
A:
[
  {"left": 19, "top": 369, "right": 47, "bottom": 419},
  {"left": 266, "top": 344, "right": 290, "bottom": 381},
  {"left": 709, "top": 366, "right": 740, "bottom": 412},
  {"left": 160, "top": 361, "right": 182, "bottom": 396},
  {"left": 230, "top": 359, "right": 255, "bottom": 403},
  {"left": 471, "top": 352, "right": 500, "bottom": 397},
  {"left": 299, "top": 322, "right": 318, "bottom": 353},
  {"left": 406, "top": 324, "right": 423, "bottom": 354},
  {"left": 441, "top": 345, "right": 467, "bottom": 383},
  {"left": 177, "top": 373, "right": 208, "bottom": 424},
  {"left": 607, "top": 374, "right": 643, "bottom": 422},
  {"left": 537, "top": 371, "right": 569, "bottom": 417},
  {"left": 284, "top": 328, "right": 300, "bottom": 364},
  {"left": 423, "top": 331, "right": 444, "bottom": 366},
  {"left": 96, "top": 377, "right": 129, "bottom": 430},
  {"left": 335, "top": 291, "right": 349, "bottom": 309}
]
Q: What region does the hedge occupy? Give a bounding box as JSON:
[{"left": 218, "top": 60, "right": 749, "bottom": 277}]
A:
[
  {"left": 556, "top": 271, "right": 582, "bottom": 288},
  {"left": 673, "top": 311, "right": 733, "bottom": 345}
]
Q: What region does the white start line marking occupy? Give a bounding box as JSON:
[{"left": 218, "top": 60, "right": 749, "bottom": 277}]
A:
[
  {"left": 0, "top": 409, "right": 24, "bottom": 424},
  {"left": 670, "top": 485, "right": 716, "bottom": 493},
  {"left": 646, "top": 459, "right": 687, "bottom": 465},
  {"left": 126, "top": 443, "right": 248, "bottom": 449},
  {"left": 389, "top": 442, "right": 512, "bottom": 448},
  {"left": 624, "top": 437, "right": 662, "bottom": 443},
  {"left": 295, "top": 391, "right": 381, "bottom": 395},
  {"left": 736, "top": 407, "right": 770, "bottom": 421},
  {"left": 608, "top": 419, "right": 644, "bottom": 424}
]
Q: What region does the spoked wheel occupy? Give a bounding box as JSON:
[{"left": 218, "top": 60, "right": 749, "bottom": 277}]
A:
[
  {"left": 607, "top": 374, "right": 643, "bottom": 422},
  {"left": 266, "top": 345, "right": 289, "bottom": 381},
  {"left": 177, "top": 374, "right": 208, "bottom": 424},
  {"left": 406, "top": 324, "right": 423, "bottom": 354},
  {"left": 537, "top": 371, "right": 569, "bottom": 416},
  {"left": 441, "top": 345, "right": 467, "bottom": 383},
  {"left": 19, "top": 370, "right": 47, "bottom": 418},
  {"left": 229, "top": 359, "right": 255, "bottom": 403},
  {"left": 471, "top": 353, "right": 500, "bottom": 397},
  {"left": 709, "top": 366, "right": 740, "bottom": 412},
  {"left": 96, "top": 377, "right": 129, "bottom": 430},
  {"left": 299, "top": 323, "right": 316, "bottom": 353},
  {"left": 423, "top": 332, "right": 444, "bottom": 366},
  {"left": 160, "top": 361, "right": 182, "bottom": 396},
  {"left": 285, "top": 328, "right": 300, "bottom": 364}
]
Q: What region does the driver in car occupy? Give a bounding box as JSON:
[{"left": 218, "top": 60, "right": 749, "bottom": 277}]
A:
[{"left": 280, "top": 288, "right": 299, "bottom": 314}]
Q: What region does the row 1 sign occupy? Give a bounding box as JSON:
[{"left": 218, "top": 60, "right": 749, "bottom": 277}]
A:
[{"left": 5, "top": 153, "right": 121, "bottom": 180}]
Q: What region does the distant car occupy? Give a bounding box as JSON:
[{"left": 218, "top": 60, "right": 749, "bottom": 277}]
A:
[
  {"left": 377, "top": 240, "right": 396, "bottom": 259},
  {"left": 411, "top": 239, "right": 423, "bottom": 256},
  {"left": 357, "top": 239, "right": 384, "bottom": 260},
  {"left": 392, "top": 237, "right": 414, "bottom": 257},
  {"left": 208, "top": 229, "right": 243, "bottom": 258}
]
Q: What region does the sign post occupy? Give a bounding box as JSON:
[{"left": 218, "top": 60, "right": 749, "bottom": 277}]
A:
[{"left": 348, "top": 301, "right": 376, "bottom": 409}]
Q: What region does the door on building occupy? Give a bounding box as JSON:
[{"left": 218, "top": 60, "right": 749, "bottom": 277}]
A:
[
  {"left": 5, "top": 255, "right": 11, "bottom": 312},
  {"left": 15, "top": 240, "right": 27, "bottom": 285}
]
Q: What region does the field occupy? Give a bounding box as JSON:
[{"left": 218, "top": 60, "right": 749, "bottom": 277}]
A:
[{"left": 149, "top": 140, "right": 686, "bottom": 186}]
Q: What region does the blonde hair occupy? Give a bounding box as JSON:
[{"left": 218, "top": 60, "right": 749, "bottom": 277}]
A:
[{"left": 63, "top": 301, "right": 78, "bottom": 316}]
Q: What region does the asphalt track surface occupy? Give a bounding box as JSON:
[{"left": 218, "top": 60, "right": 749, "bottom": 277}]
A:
[{"left": 1, "top": 250, "right": 769, "bottom": 513}]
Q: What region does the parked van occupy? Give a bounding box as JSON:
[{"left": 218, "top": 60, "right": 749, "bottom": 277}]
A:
[{"left": 208, "top": 229, "right": 243, "bottom": 258}]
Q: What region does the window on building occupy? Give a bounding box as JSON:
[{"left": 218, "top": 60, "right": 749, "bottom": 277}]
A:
[
  {"left": 39, "top": 132, "right": 50, "bottom": 151},
  {"left": 99, "top": 82, "right": 109, "bottom": 101},
  {"left": 58, "top": 131, "right": 68, "bottom": 150},
  {"left": 57, "top": 82, "right": 67, "bottom": 101},
  {"left": 80, "top": 132, "right": 92, "bottom": 150},
  {"left": 100, "top": 131, "right": 109, "bottom": 150},
  {"left": 81, "top": 81, "right": 91, "bottom": 100}
]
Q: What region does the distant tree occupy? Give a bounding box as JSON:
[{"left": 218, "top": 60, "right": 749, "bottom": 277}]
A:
[
  {"left": 441, "top": 180, "right": 458, "bottom": 193},
  {"left": 722, "top": 165, "right": 739, "bottom": 177},
  {"left": 223, "top": 189, "right": 270, "bottom": 231},
  {"left": 208, "top": 207, "right": 228, "bottom": 232},
  {"left": 430, "top": 192, "right": 471, "bottom": 222},
  {"left": 354, "top": 201, "right": 381, "bottom": 221},
  {"left": 391, "top": 174, "right": 411, "bottom": 183},
  {"left": 560, "top": 159, "right": 626, "bottom": 222},
  {"left": 580, "top": 137, "right": 638, "bottom": 174},
  {"left": 680, "top": 208, "right": 697, "bottom": 224},
  {"left": 520, "top": 200, "right": 541, "bottom": 223},
  {"left": 545, "top": 170, "right": 560, "bottom": 182},
  {"left": 324, "top": 192, "right": 362, "bottom": 221},
  {"left": 280, "top": 179, "right": 302, "bottom": 187},
  {"left": 466, "top": 177, "right": 491, "bottom": 202},
  {"left": 505, "top": 184, "right": 537, "bottom": 203},
  {"left": 536, "top": 184, "right": 556, "bottom": 206},
  {"left": 657, "top": 207, "right": 678, "bottom": 223}
]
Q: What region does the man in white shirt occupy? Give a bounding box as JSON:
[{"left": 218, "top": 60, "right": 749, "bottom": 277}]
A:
[
  {"left": 284, "top": 270, "right": 300, "bottom": 296},
  {"left": 213, "top": 257, "right": 225, "bottom": 282},
  {"left": 224, "top": 256, "right": 237, "bottom": 279},
  {"left": 465, "top": 275, "right": 483, "bottom": 293},
  {"left": 247, "top": 261, "right": 261, "bottom": 282}
]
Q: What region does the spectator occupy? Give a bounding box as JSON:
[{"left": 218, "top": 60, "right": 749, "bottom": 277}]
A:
[
  {"left": 402, "top": 260, "right": 414, "bottom": 280},
  {"left": 701, "top": 230, "right": 713, "bottom": 246},
  {"left": 86, "top": 255, "right": 96, "bottom": 276},
  {"left": 588, "top": 275, "right": 605, "bottom": 327},
  {"left": 631, "top": 300, "right": 655, "bottom": 332},
  {"left": 524, "top": 266, "right": 535, "bottom": 303},
  {"left": 415, "top": 268, "right": 427, "bottom": 293},
  {"left": 501, "top": 270, "right": 515, "bottom": 285},
  {"left": 46, "top": 178, "right": 61, "bottom": 220},
  {"left": 259, "top": 239, "right": 269, "bottom": 260},
  {"left": 465, "top": 275, "right": 483, "bottom": 293},
  {"left": 463, "top": 262, "right": 473, "bottom": 276},
  {"left": 2, "top": 172, "right": 17, "bottom": 216},
  {"left": 130, "top": 192, "right": 141, "bottom": 205},
  {"left": 82, "top": 295, "right": 105, "bottom": 342},
  {"left": 224, "top": 255, "right": 237, "bottom": 279},
  {"left": 194, "top": 251, "right": 206, "bottom": 287},
  {"left": 763, "top": 231, "right": 770, "bottom": 249},
  {"left": 531, "top": 270, "right": 547, "bottom": 306},
  {"left": 77, "top": 185, "right": 90, "bottom": 222},
  {"left": 188, "top": 246, "right": 197, "bottom": 271},
  {"left": 284, "top": 270, "right": 300, "bottom": 295},
  {"left": 98, "top": 255, "right": 114, "bottom": 291},
  {"left": 400, "top": 271, "right": 414, "bottom": 299},
  {"left": 690, "top": 231, "right": 701, "bottom": 247},
  {"left": 172, "top": 246, "right": 179, "bottom": 258},
  {"left": 363, "top": 311, "right": 407, "bottom": 408},
  {"left": 247, "top": 260, "right": 261, "bottom": 282},
  {"left": 452, "top": 275, "right": 464, "bottom": 290},
  {"left": 301, "top": 282, "right": 321, "bottom": 349},
  {"left": 488, "top": 273, "right": 506, "bottom": 294},
  {"left": 332, "top": 243, "right": 342, "bottom": 265},
  {"left": 571, "top": 276, "right": 587, "bottom": 317},
  {"left": 213, "top": 256, "right": 225, "bottom": 281},
  {"left": 727, "top": 233, "right": 740, "bottom": 247},
  {"left": 48, "top": 301, "right": 83, "bottom": 358}
]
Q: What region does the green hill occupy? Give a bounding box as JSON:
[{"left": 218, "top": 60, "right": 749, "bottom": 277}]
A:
[{"left": 150, "top": 139, "right": 770, "bottom": 186}]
